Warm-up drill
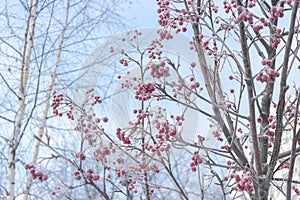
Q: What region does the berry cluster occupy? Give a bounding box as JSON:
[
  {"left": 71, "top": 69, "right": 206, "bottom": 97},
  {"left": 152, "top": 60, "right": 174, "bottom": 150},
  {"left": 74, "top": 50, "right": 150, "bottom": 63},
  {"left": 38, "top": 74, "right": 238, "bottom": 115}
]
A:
[
  {"left": 119, "top": 58, "right": 129, "bottom": 67},
  {"left": 75, "top": 152, "right": 86, "bottom": 161},
  {"left": 131, "top": 110, "right": 153, "bottom": 127},
  {"left": 93, "top": 145, "right": 113, "bottom": 163},
  {"left": 143, "top": 142, "right": 171, "bottom": 157},
  {"left": 116, "top": 128, "right": 131, "bottom": 145},
  {"left": 224, "top": 168, "right": 254, "bottom": 193},
  {"left": 256, "top": 60, "right": 280, "bottom": 83},
  {"left": 212, "top": 130, "right": 224, "bottom": 142},
  {"left": 294, "top": 188, "right": 300, "bottom": 196},
  {"left": 145, "top": 39, "right": 164, "bottom": 60},
  {"left": 156, "top": 121, "right": 177, "bottom": 141},
  {"left": 148, "top": 61, "right": 170, "bottom": 78},
  {"left": 157, "top": 0, "right": 202, "bottom": 37},
  {"left": 135, "top": 82, "right": 156, "bottom": 101},
  {"left": 52, "top": 94, "right": 65, "bottom": 117},
  {"left": 188, "top": 77, "right": 200, "bottom": 90},
  {"left": 24, "top": 164, "right": 48, "bottom": 182},
  {"left": 223, "top": 0, "right": 237, "bottom": 13},
  {"left": 73, "top": 169, "right": 100, "bottom": 181},
  {"left": 190, "top": 151, "right": 203, "bottom": 172}
]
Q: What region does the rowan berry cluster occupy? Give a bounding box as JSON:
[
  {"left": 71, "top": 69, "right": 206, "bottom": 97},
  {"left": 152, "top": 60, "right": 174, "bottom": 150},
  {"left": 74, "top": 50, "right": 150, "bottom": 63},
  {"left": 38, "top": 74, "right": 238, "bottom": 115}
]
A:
[
  {"left": 190, "top": 151, "right": 203, "bottom": 172},
  {"left": 145, "top": 39, "right": 163, "bottom": 61},
  {"left": 135, "top": 82, "right": 156, "bottom": 101},
  {"left": 75, "top": 152, "right": 86, "bottom": 160},
  {"left": 294, "top": 188, "right": 300, "bottom": 196},
  {"left": 93, "top": 144, "right": 114, "bottom": 163},
  {"left": 256, "top": 60, "right": 280, "bottom": 83},
  {"left": 73, "top": 169, "right": 100, "bottom": 181},
  {"left": 148, "top": 61, "right": 170, "bottom": 78},
  {"left": 24, "top": 164, "right": 48, "bottom": 182},
  {"left": 52, "top": 94, "right": 65, "bottom": 117},
  {"left": 224, "top": 167, "right": 254, "bottom": 193},
  {"left": 116, "top": 128, "right": 131, "bottom": 145},
  {"left": 212, "top": 130, "right": 224, "bottom": 142}
]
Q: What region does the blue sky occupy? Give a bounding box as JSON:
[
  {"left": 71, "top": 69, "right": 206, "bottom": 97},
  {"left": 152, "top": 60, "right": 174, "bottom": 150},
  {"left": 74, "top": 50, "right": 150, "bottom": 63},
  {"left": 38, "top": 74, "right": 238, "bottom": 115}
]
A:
[{"left": 125, "top": 0, "right": 159, "bottom": 29}]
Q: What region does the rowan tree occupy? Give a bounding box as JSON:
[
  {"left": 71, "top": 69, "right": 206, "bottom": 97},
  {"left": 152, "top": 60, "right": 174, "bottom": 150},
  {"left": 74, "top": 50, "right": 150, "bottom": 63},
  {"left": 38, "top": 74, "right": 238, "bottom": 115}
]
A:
[
  {"left": 53, "top": 0, "right": 299, "bottom": 199},
  {"left": 4, "top": 0, "right": 300, "bottom": 200}
]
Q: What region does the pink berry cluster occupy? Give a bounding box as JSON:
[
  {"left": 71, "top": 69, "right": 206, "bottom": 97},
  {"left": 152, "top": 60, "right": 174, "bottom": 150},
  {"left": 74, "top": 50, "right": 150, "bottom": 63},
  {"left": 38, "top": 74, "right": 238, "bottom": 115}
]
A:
[
  {"left": 119, "top": 57, "right": 129, "bottom": 67},
  {"left": 234, "top": 6, "right": 254, "bottom": 24},
  {"left": 223, "top": 0, "right": 237, "bottom": 13},
  {"left": 115, "top": 168, "right": 126, "bottom": 178},
  {"left": 116, "top": 128, "right": 131, "bottom": 145},
  {"left": 118, "top": 174, "right": 155, "bottom": 196},
  {"left": 135, "top": 82, "right": 156, "bottom": 101},
  {"left": 52, "top": 94, "right": 65, "bottom": 117},
  {"left": 119, "top": 178, "right": 138, "bottom": 192},
  {"left": 294, "top": 187, "right": 300, "bottom": 196},
  {"left": 93, "top": 144, "right": 114, "bottom": 163},
  {"left": 225, "top": 168, "right": 254, "bottom": 193},
  {"left": 152, "top": 114, "right": 184, "bottom": 142},
  {"left": 73, "top": 171, "right": 82, "bottom": 180},
  {"left": 24, "top": 164, "right": 48, "bottom": 182},
  {"left": 131, "top": 109, "right": 153, "bottom": 126},
  {"left": 235, "top": 173, "right": 254, "bottom": 192},
  {"left": 212, "top": 130, "right": 224, "bottom": 142},
  {"left": 75, "top": 152, "right": 86, "bottom": 160},
  {"left": 197, "top": 35, "right": 221, "bottom": 56},
  {"left": 256, "top": 60, "right": 280, "bottom": 83},
  {"left": 190, "top": 151, "right": 203, "bottom": 172},
  {"left": 252, "top": 17, "right": 268, "bottom": 32},
  {"left": 73, "top": 169, "right": 100, "bottom": 181},
  {"left": 73, "top": 113, "right": 107, "bottom": 144},
  {"left": 270, "top": 6, "right": 284, "bottom": 21},
  {"left": 121, "top": 76, "right": 134, "bottom": 89},
  {"left": 143, "top": 142, "right": 171, "bottom": 157},
  {"left": 120, "top": 30, "right": 143, "bottom": 48},
  {"left": 157, "top": 28, "right": 173, "bottom": 40},
  {"left": 145, "top": 39, "right": 164, "bottom": 59},
  {"left": 147, "top": 61, "right": 170, "bottom": 78},
  {"left": 138, "top": 107, "right": 177, "bottom": 144},
  {"left": 52, "top": 89, "right": 102, "bottom": 121},
  {"left": 220, "top": 1, "right": 289, "bottom": 50},
  {"left": 167, "top": 73, "right": 203, "bottom": 100},
  {"left": 155, "top": 120, "right": 177, "bottom": 141},
  {"left": 257, "top": 115, "right": 277, "bottom": 148},
  {"left": 51, "top": 186, "right": 61, "bottom": 196},
  {"left": 270, "top": 28, "right": 282, "bottom": 49},
  {"left": 188, "top": 76, "right": 201, "bottom": 90},
  {"left": 65, "top": 105, "right": 75, "bottom": 120},
  {"left": 196, "top": 135, "right": 206, "bottom": 144},
  {"left": 157, "top": 0, "right": 199, "bottom": 35}
]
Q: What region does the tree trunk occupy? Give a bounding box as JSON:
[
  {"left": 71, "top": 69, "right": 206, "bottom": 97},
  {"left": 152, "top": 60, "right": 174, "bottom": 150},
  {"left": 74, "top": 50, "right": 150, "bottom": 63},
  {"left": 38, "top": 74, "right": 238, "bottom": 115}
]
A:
[
  {"left": 22, "top": 0, "right": 70, "bottom": 199},
  {"left": 6, "top": 0, "right": 38, "bottom": 199}
]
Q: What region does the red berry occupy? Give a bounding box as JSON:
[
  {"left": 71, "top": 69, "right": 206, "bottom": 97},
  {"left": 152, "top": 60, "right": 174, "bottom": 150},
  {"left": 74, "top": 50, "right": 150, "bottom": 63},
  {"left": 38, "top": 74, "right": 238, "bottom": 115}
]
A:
[
  {"left": 102, "top": 117, "right": 108, "bottom": 123},
  {"left": 24, "top": 164, "right": 31, "bottom": 169},
  {"left": 191, "top": 166, "right": 197, "bottom": 172}
]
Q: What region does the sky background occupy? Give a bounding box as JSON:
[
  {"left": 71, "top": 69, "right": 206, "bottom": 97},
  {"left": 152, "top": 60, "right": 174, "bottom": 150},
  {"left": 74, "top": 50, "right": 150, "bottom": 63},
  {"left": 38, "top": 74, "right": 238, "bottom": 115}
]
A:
[{"left": 125, "top": 0, "right": 159, "bottom": 29}]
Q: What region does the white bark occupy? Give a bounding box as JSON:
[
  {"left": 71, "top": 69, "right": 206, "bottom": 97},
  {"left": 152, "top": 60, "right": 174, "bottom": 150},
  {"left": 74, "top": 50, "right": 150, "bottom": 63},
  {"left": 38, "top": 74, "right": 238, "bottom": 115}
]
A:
[
  {"left": 22, "top": 0, "right": 70, "bottom": 199},
  {"left": 6, "top": 0, "right": 38, "bottom": 199}
]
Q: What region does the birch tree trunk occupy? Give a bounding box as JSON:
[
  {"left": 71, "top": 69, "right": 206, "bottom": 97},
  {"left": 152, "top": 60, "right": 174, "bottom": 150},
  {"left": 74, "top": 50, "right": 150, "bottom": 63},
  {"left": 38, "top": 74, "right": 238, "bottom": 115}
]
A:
[
  {"left": 6, "top": 0, "right": 38, "bottom": 199},
  {"left": 22, "top": 0, "right": 70, "bottom": 199}
]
